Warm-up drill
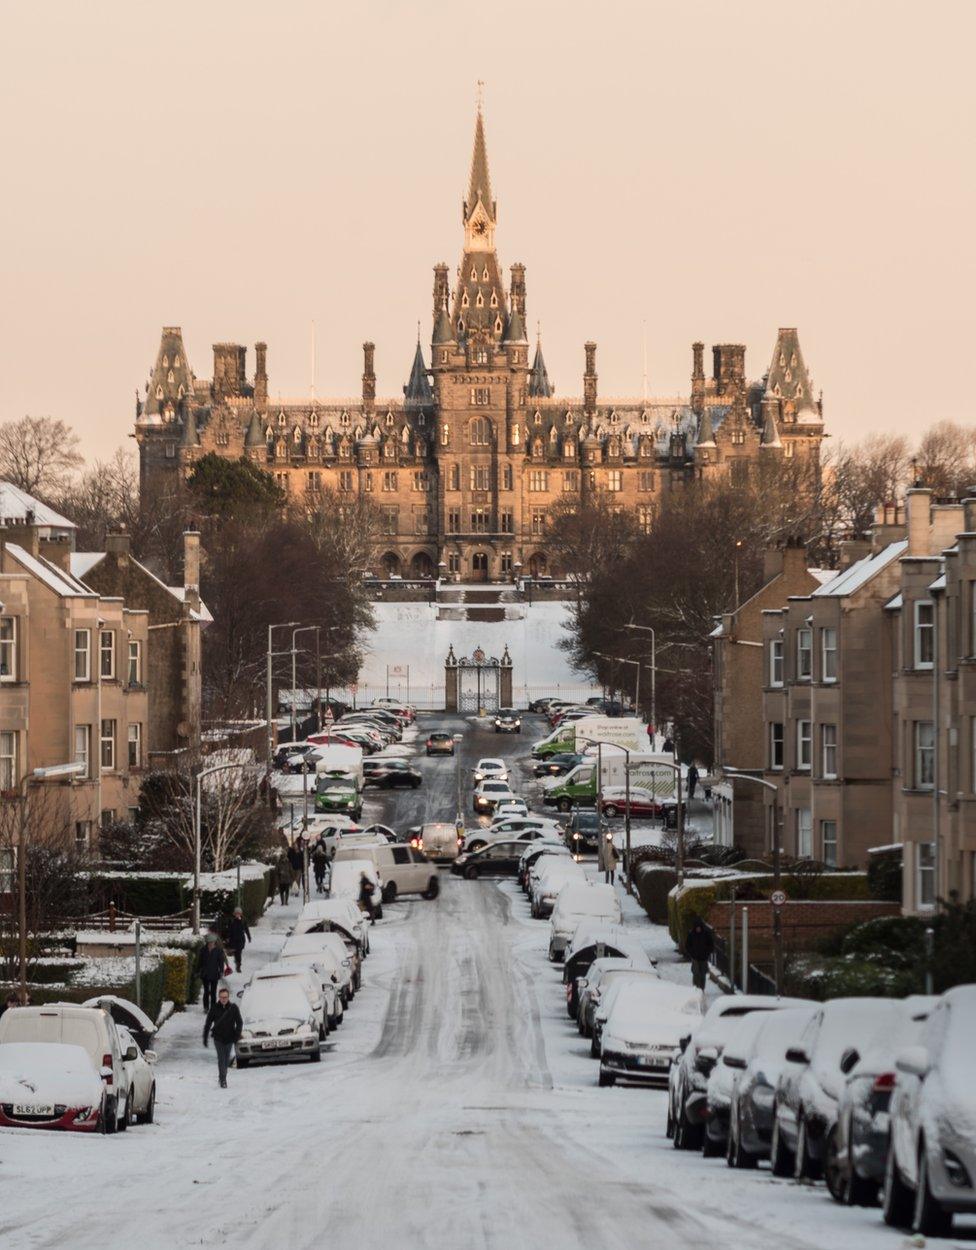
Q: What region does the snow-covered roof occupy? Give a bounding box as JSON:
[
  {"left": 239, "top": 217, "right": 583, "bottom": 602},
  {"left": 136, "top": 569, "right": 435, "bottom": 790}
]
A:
[
  {"left": 5, "top": 543, "right": 93, "bottom": 598},
  {"left": 70, "top": 552, "right": 104, "bottom": 579},
  {"left": 68, "top": 550, "right": 214, "bottom": 624},
  {"left": 808, "top": 569, "right": 835, "bottom": 585},
  {"left": 929, "top": 572, "right": 947, "bottom": 592},
  {"left": 884, "top": 593, "right": 903, "bottom": 612},
  {"left": 812, "top": 540, "right": 908, "bottom": 598},
  {"left": 0, "top": 481, "right": 76, "bottom": 531}
]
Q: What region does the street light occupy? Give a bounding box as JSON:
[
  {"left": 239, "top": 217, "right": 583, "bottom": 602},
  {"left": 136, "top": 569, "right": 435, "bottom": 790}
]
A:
[
  {"left": 266, "top": 622, "right": 299, "bottom": 801},
  {"left": 291, "top": 625, "right": 321, "bottom": 739},
  {"left": 622, "top": 624, "right": 656, "bottom": 740},
  {"left": 194, "top": 760, "right": 248, "bottom": 935},
  {"left": 722, "top": 766, "right": 784, "bottom": 993}
]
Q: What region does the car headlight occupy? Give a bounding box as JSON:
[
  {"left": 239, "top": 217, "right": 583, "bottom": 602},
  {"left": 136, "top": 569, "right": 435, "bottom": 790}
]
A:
[{"left": 944, "top": 1149, "right": 973, "bottom": 1188}]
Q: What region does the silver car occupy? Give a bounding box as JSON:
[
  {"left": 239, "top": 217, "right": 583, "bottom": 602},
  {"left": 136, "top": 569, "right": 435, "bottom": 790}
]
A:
[{"left": 883, "top": 985, "right": 976, "bottom": 1237}]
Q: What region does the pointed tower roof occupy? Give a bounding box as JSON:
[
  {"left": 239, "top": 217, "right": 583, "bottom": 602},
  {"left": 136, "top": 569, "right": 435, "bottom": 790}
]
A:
[
  {"left": 696, "top": 407, "right": 716, "bottom": 448},
  {"left": 464, "top": 106, "right": 494, "bottom": 224},
  {"left": 433, "top": 307, "right": 454, "bottom": 345},
  {"left": 245, "top": 410, "right": 265, "bottom": 448},
  {"left": 528, "top": 335, "right": 552, "bottom": 398},
  {"left": 765, "top": 328, "right": 814, "bottom": 414},
  {"left": 504, "top": 309, "right": 527, "bottom": 345},
  {"left": 404, "top": 339, "right": 434, "bottom": 409},
  {"left": 145, "top": 326, "right": 194, "bottom": 416},
  {"left": 760, "top": 400, "right": 782, "bottom": 449}
]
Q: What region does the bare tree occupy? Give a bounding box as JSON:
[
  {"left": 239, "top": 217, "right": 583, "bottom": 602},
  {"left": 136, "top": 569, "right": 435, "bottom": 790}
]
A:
[
  {"left": 0, "top": 416, "right": 84, "bottom": 496},
  {"left": 52, "top": 447, "right": 142, "bottom": 550},
  {"left": 915, "top": 421, "right": 976, "bottom": 498}
]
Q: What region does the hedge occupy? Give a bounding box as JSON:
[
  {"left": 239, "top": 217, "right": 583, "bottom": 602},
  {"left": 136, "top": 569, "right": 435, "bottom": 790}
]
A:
[
  {"left": 200, "top": 868, "right": 271, "bottom": 930},
  {"left": 86, "top": 873, "right": 185, "bottom": 916},
  {"left": 635, "top": 864, "right": 720, "bottom": 925},
  {"left": 2, "top": 957, "right": 168, "bottom": 1023},
  {"left": 782, "top": 953, "right": 921, "bottom": 1002}
]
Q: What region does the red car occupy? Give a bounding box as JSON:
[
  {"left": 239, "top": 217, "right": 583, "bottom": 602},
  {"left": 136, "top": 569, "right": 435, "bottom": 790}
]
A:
[
  {"left": 0, "top": 1042, "right": 108, "bottom": 1133},
  {"left": 598, "top": 786, "right": 664, "bottom": 818}
]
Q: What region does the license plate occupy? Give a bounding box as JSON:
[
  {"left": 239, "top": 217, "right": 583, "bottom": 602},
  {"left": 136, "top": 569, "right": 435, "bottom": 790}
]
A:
[
  {"left": 261, "top": 1040, "right": 280, "bottom": 1050},
  {"left": 14, "top": 1103, "right": 53, "bottom": 1116}
]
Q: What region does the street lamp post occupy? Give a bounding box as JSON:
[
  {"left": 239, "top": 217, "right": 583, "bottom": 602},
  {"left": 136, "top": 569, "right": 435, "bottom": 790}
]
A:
[
  {"left": 623, "top": 624, "right": 656, "bottom": 742},
  {"left": 722, "top": 767, "right": 784, "bottom": 993},
  {"left": 266, "top": 622, "right": 299, "bottom": 804},
  {"left": 578, "top": 737, "right": 635, "bottom": 890},
  {"left": 292, "top": 625, "right": 321, "bottom": 739},
  {"left": 194, "top": 760, "right": 248, "bottom": 935}
]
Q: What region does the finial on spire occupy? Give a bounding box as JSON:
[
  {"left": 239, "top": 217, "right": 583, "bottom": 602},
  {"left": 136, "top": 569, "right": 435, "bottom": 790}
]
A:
[{"left": 477, "top": 80, "right": 485, "bottom": 113}]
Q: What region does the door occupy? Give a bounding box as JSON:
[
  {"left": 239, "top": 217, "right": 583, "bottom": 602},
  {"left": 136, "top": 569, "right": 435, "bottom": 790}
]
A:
[{"left": 472, "top": 552, "right": 489, "bottom": 582}]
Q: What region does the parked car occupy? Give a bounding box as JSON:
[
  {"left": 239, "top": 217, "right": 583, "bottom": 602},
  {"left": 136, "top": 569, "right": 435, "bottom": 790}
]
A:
[
  {"left": 527, "top": 696, "right": 555, "bottom": 713},
  {"left": 825, "top": 995, "right": 935, "bottom": 1204},
  {"left": 568, "top": 927, "right": 656, "bottom": 1027},
  {"left": 563, "top": 808, "right": 609, "bottom": 854},
  {"left": 493, "top": 799, "right": 529, "bottom": 819},
  {"left": 280, "top": 931, "right": 356, "bottom": 1003},
  {"left": 116, "top": 1025, "right": 157, "bottom": 1125},
  {"left": 0, "top": 1042, "right": 108, "bottom": 1133},
  {"left": 334, "top": 842, "right": 440, "bottom": 902},
  {"left": 772, "top": 996, "right": 905, "bottom": 1180},
  {"left": 533, "top": 752, "right": 584, "bottom": 779},
  {"left": 670, "top": 995, "right": 807, "bottom": 1151},
  {"left": 0, "top": 1003, "right": 132, "bottom": 1132},
  {"left": 473, "top": 779, "right": 516, "bottom": 814},
  {"left": 369, "top": 698, "right": 416, "bottom": 721},
  {"left": 598, "top": 980, "right": 703, "bottom": 1088},
  {"left": 452, "top": 840, "right": 528, "bottom": 879},
  {"left": 472, "top": 758, "right": 509, "bottom": 784},
  {"left": 247, "top": 963, "right": 330, "bottom": 1039},
  {"left": 237, "top": 978, "right": 321, "bottom": 1066},
  {"left": 599, "top": 786, "right": 663, "bottom": 819},
  {"left": 519, "top": 840, "right": 571, "bottom": 890},
  {"left": 293, "top": 897, "right": 370, "bottom": 955},
  {"left": 270, "top": 947, "right": 345, "bottom": 1030},
  {"left": 577, "top": 956, "right": 658, "bottom": 1038},
  {"left": 529, "top": 857, "right": 586, "bottom": 918},
  {"left": 462, "top": 825, "right": 551, "bottom": 854},
  {"left": 418, "top": 821, "right": 463, "bottom": 863},
  {"left": 493, "top": 708, "right": 522, "bottom": 733},
  {"left": 362, "top": 759, "right": 422, "bottom": 789},
  {"left": 548, "top": 882, "right": 622, "bottom": 962},
  {"left": 883, "top": 984, "right": 976, "bottom": 1237},
  {"left": 425, "top": 731, "right": 456, "bottom": 756},
  {"left": 81, "top": 995, "right": 157, "bottom": 1054},
  {"left": 724, "top": 1006, "right": 817, "bottom": 1168}
]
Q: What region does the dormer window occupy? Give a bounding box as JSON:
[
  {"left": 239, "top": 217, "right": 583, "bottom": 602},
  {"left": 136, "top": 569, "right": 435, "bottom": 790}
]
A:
[
  {"left": 167, "top": 370, "right": 175, "bottom": 384},
  {"left": 156, "top": 385, "right": 164, "bottom": 400},
  {"left": 470, "top": 267, "right": 477, "bottom": 281},
  {"left": 162, "top": 355, "right": 169, "bottom": 368},
  {"left": 457, "top": 319, "right": 465, "bottom": 335},
  {"left": 340, "top": 411, "right": 351, "bottom": 427},
  {"left": 482, "top": 265, "right": 489, "bottom": 281},
  {"left": 476, "top": 291, "right": 484, "bottom": 308},
  {"left": 385, "top": 411, "right": 395, "bottom": 427},
  {"left": 490, "top": 291, "right": 498, "bottom": 308},
  {"left": 277, "top": 412, "right": 286, "bottom": 428},
  {"left": 309, "top": 411, "right": 319, "bottom": 428},
  {"left": 177, "top": 385, "right": 185, "bottom": 399},
  {"left": 494, "top": 317, "right": 503, "bottom": 334},
  {"left": 534, "top": 412, "right": 542, "bottom": 426},
  {"left": 265, "top": 426, "right": 274, "bottom": 441},
  {"left": 461, "top": 292, "right": 469, "bottom": 308},
  {"left": 174, "top": 355, "right": 180, "bottom": 367}
]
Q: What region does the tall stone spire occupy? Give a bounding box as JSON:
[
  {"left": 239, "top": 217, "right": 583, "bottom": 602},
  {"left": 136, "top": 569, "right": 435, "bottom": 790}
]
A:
[
  {"left": 464, "top": 103, "right": 495, "bottom": 227},
  {"left": 528, "top": 330, "right": 552, "bottom": 398},
  {"left": 145, "top": 326, "right": 194, "bottom": 419},
  {"left": 765, "top": 328, "right": 816, "bottom": 420},
  {"left": 404, "top": 336, "right": 434, "bottom": 409},
  {"left": 452, "top": 101, "right": 507, "bottom": 342}
]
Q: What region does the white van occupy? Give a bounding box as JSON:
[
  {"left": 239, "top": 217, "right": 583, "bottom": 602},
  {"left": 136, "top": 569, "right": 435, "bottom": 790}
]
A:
[
  {"left": 313, "top": 743, "right": 365, "bottom": 791},
  {"left": 330, "top": 858, "right": 383, "bottom": 914},
  {"left": 419, "top": 822, "right": 462, "bottom": 863},
  {"left": 334, "top": 843, "right": 440, "bottom": 902},
  {"left": 0, "top": 1003, "right": 133, "bottom": 1131}
]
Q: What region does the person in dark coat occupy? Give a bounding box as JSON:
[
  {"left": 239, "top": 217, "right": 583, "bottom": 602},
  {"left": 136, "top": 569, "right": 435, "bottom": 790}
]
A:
[
  {"left": 226, "top": 907, "right": 252, "bottom": 973},
  {"left": 203, "top": 984, "right": 243, "bottom": 1088},
  {"left": 197, "top": 932, "right": 229, "bottom": 1011},
  {"left": 687, "top": 764, "right": 700, "bottom": 801},
  {"left": 685, "top": 919, "right": 714, "bottom": 991},
  {"left": 358, "top": 871, "right": 377, "bottom": 925},
  {"left": 312, "top": 841, "right": 328, "bottom": 894},
  {"left": 274, "top": 848, "right": 293, "bottom": 906},
  {"left": 287, "top": 842, "right": 304, "bottom": 897}
]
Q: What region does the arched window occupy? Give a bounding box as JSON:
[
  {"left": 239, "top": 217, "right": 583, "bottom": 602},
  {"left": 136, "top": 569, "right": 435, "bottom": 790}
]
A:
[
  {"left": 385, "top": 411, "right": 395, "bottom": 427},
  {"left": 470, "top": 416, "right": 491, "bottom": 446},
  {"left": 441, "top": 423, "right": 450, "bottom": 447},
  {"left": 564, "top": 439, "right": 575, "bottom": 459},
  {"left": 308, "top": 411, "right": 319, "bottom": 428},
  {"left": 340, "top": 411, "right": 351, "bottom": 427}
]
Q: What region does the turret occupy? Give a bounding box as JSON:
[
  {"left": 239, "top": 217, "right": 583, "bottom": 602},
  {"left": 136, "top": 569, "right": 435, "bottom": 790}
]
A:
[
  {"left": 362, "top": 342, "right": 376, "bottom": 417},
  {"left": 254, "top": 342, "right": 268, "bottom": 408},
  {"left": 584, "top": 342, "right": 598, "bottom": 417}
]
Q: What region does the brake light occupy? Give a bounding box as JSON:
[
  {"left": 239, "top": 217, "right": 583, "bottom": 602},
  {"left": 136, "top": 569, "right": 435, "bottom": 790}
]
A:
[
  {"left": 101, "top": 1054, "right": 114, "bottom": 1085},
  {"left": 872, "top": 1071, "right": 897, "bottom": 1093}
]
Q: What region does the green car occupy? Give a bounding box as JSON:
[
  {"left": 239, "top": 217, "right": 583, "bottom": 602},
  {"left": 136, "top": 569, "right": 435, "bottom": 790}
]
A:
[{"left": 314, "top": 779, "right": 362, "bottom": 820}]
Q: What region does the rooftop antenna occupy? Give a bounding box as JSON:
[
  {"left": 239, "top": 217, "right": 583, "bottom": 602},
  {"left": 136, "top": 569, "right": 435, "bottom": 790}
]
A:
[
  {"left": 642, "top": 321, "right": 648, "bottom": 402},
  {"left": 477, "top": 79, "right": 485, "bottom": 114}
]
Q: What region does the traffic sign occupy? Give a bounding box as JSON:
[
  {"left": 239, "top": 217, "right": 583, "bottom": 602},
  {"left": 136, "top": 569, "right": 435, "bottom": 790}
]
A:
[
  {"left": 770, "top": 889, "right": 787, "bottom": 907},
  {"left": 323, "top": 706, "right": 334, "bottom": 725}
]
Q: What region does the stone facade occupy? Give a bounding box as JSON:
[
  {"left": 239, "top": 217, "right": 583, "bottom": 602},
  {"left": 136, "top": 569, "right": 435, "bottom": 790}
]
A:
[{"left": 135, "top": 110, "right": 824, "bottom": 583}]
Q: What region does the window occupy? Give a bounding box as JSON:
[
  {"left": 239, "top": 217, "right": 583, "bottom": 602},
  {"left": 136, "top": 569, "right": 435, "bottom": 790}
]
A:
[
  {"left": 731, "top": 429, "right": 746, "bottom": 446},
  {"left": 364, "top": 472, "right": 374, "bottom": 492},
  {"left": 607, "top": 470, "right": 622, "bottom": 492},
  {"left": 413, "top": 472, "right": 429, "bottom": 492},
  {"left": 0, "top": 731, "right": 17, "bottom": 790},
  {"left": 449, "top": 463, "right": 460, "bottom": 491},
  {"left": 74, "top": 629, "right": 91, "bottom": 682},
  {"left": 502, "top": 464, "right": 513, "bottom": 491},
  {"left": 274, "top": 471, "right": 288, "bottom": 490},
  {"left": 127, "top": 723, "right": 142, "bottom": 769},
  {"left": 381, "top": 506, "right": 398, "bottom": 535},
  {"left": 75, "top": 821, "right": 92, "bottom": 850},
  {"left": 770, "top": 722, "right": 784, "bottom": 770},
  {"left": 100, "top": 630, "right": 116, "bottom": 679},
  {"left": 470, "top": 388, "right": 490, "bottom": 407},
  {"left": 447, "top": 509, "right": 461, "bottom": 533},
  {"left": 470, "top": 465, "right": 491, "bottom": 491},
  {"left": 101, "top": 809, "right": 116, "bottom": 831},
  {"left": 471, "top": 508, "right": 491, "bottom": 533},
  {"left": 820, "top": 819, "right": 837, "bottom": 867},
  {"left": 638, "top": 506, "right": 653, "bottom": 534},
  {"left": 821, "top": 724, "right": 837, "bottom": 778},
  {"left": 307, "top": 470, "right": 321, "bottom": 493},
  {"left": 531, "top": 509, "right": 547, "bottom": 536},
  {"left": 382, "top": 471, "right": 397, "bottom": 492},
  {"left": 797, "top": 720, "right": 812, "bottom": 769},
  {"left": 796, "top": 808, "right": 812, "bottom": 857},
  {"left": 796, "top": 627, "right": 812, "bottom": 680},
  {"left": 164, "top": 442, "right": 176, "bottom": 459},
  {"left": 821, "top": 627, "right": 837, "bottom": 682},
  {"left": 500, "top": 552, "right": 512, "bottom": 574},
  {"left": 914, "top": 721, "right": 935, "bottom": 789},
  {"left": 563, "top": 470, "right": 579, "bottom": 492},
  {"left": 469, "top": 416, "right": 491, "bottom": 445},
  {"left": 529, "top": 470, "right": 548, "bottom": 492},
  {"left": 74, "top": 725, "right": 91, "bottom": 778},
  {"left": 413, "top": 506, "right": 431, "bottom": 535},
  {"left": 917, "top": 842, "right": 936, "bottom": 909},
  {"left": 447, "top": 552, "right": 460, "bottom": 575},
  {"left": 500, "top": 510, "right": 513, "bottom": 533},
  {"left": 127, "top": 640, "right": 141, "bottom": 685},
  {"left": 339, "top": 470, "right": 354, "bottom": 492},
  {"left": 441, "top": 423, "right": 450, "bottom": 447},
  {"left": 770, "top": 638, "right": 784, "bottom": 687},
  {"left": 638, "top": 470, "right": 656, "bottom": 491},
  {"left": 100, "top": 719, "right": 116, "bottom": 771},
  {"left": 914, "top": 601, "right": 934, "bottom": 668},
  {"left": 215, "top": 431, "right": 229, "bottom": 447},
  {"left": 0, "top": 617, "right": 15, "bottom": 680}
]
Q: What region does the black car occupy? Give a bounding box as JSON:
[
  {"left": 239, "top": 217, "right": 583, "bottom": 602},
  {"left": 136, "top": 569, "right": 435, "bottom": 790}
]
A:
[
  {"left": 533, "top": 751, "right": 583, "bottom": 778},
  {"left": 564, "top": 808, "right": 609, "bottom": 854},
  {"left": 451, "top": 841, "right": 525, "bottom": 879},
  {"left": 362, "top": 759, "right": 422, "bottom": 789},
  {"left": 493, "top": 708, "right": 522, "bottom": 734},
  {"left": 527, "top": 697, "right": 555, "bottom": 714}
]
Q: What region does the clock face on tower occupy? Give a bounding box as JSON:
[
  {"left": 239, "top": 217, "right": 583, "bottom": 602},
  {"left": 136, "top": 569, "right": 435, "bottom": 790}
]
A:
[{"left": 472, "top": 219, "right": 487, "bottom": 236}]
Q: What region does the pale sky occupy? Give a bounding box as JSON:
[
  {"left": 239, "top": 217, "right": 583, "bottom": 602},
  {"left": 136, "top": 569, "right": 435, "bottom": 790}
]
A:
[{"left": 1, "top": 0, "right": 974, "bottom": 463}]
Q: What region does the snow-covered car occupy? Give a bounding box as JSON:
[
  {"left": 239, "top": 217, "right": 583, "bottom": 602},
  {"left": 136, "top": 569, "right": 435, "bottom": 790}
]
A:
[
  {"left": 472, "top": 758, "right": 509, "bottom": 784},
  {"left": 491, "top": 815, "right": 564, "bottom": 837},
  {"left": 237, "top": 979, "right": 321, "bottom": 1066},
  {"left": 0, "top": 1003, "right": 133, "bottom": 1133},
  {"left": 598, "top": 980, "right": 703, "bottom": 1087},
  {"left": 247, "top": 963, "right": 330, "bottom": 1039},
  {"left": 723, "top": 1005, "right": 816, "bottom": 1168},
  {"left": 825, "top": 995, "right": 935, "bottom": 1204},
  {"left": 883, "top": 984, "right": 976, "bottom": 1237},
  {"left": 519, "top": 840, "right": 571, "bottom": 890},
  {"left": 703, "top": 1012, "right": 772, "bottom": 1159},
  {"left": 493, "top": 799, "right": 529, "bottom": 819},
  {"left": 0, "top": 1042, "right": 107, "bottom": 1133},
  {"left": 529, "top": 857, "right": 586, "bottom": 918},
  {"left": 294, "top": 897, "right": 370, "bottom": 956},
  {"left": 472, "top": 779, "right": 516, "bottom": 814},
  {"left": 280, "top": 933, "right": 355, "bottom": 1009},
  {"left": 329, "top": 859, "right": 383, "bottom": 918},
  {"left": 81, "top": 994, "right": 157, "bottom": 1054},
  {"left": 771, "top": 996, "right": 905, "bottom": 1180},
  {"left": 462, "top": 825, "right": 550, "bottom": 854},
  {"left": 116, "top": 1025, "right": 157, "bottom": 1125},
  {"left": 577, "top": 957, "right": 658, "bottom": 1038},
  {"left": 670, "top": 995, "right": 807, "bottom": 1152},
  {"left": 548, "top": 881, "right": 622, "bottom": 962},
  {"left": 564, "top": 925, "right": 654, "bottom": 1021}
]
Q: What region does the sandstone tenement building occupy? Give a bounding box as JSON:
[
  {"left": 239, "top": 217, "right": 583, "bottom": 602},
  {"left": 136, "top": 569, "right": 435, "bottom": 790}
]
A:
[{"left": 135, "top": 108, "right": 824, "bottom": 583}]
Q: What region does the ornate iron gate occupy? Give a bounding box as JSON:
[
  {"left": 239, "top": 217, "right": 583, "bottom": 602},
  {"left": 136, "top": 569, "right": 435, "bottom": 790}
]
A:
[{"left": 457, "top": 647, "right": 501, "bottom": 713}]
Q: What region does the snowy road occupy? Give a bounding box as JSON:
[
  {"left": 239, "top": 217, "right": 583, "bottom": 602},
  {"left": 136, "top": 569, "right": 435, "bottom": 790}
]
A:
[{"left": 1, "top": 718, "right": 963, "bottom": 1247}]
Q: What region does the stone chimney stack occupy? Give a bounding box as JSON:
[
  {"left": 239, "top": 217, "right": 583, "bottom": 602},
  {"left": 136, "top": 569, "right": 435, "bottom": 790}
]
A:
[
  {"left": 433, "top": 264, "right": 449, "bottom": 319},
  {"left": 106, "top": 532, "right": 131, "bottom": 563},
  {"left": 905, "top": 488, "right": 933, "bottom": 557},
  {"left": 362, "top": 342, "right": 376, "bottom": 417},
  {"left": 584, "top": 341, "right": 597, "bottom": 417},
  {"left": 254, "top": 342, "right": 268, "bottom": 407},
  {"left": 183, "top": 531, "right": 201, "bottom": 592},
  {"left": 691, "top": 341, "right": 705, "bottom": 414}
]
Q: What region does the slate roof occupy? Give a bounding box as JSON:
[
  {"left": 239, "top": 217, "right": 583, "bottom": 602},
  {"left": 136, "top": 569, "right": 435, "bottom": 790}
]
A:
[
  {"left": 403, "top": 340, "right": 433, "bottom": 409},
  {"left": 812, "top": 541, "right": 908, "bottom": 598},
  {"left": 0, "top": 482, "right": 76, "bottom": 532},
  {"left": 764, "top": 327, "right": 814, "bottom": 413},
  {"left": 143, "top": 326, "right": 195, "bottom": 418},
  {"left": 527, "top": 340, "right": 552, "bottom": 397}
]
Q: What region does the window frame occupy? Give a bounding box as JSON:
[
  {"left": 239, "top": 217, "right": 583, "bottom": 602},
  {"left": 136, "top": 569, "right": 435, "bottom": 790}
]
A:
[
  {"left": 797, "top": 719, "right": 812, "bottom": 770},
  {"left": 769, "top": 638, "right": 784, "bottom": 687},
  {"left": 821, "top": 819, "right": 837, "bottom": 867},
  {"left": 100, "top": 718, "right": 117, "bottom": 772},
  {"left": 917, "top": 842, "right": 936, "bottom": 909},
  {"left": 607, "top": 469, "right": 623, "bottom": 493},
  {"left": 796, "top": 627, "right": 813, "bottom": 681},
  {"left": 74, "top": 629, "right": 91, "bottom": 683},
  {"left": 100, "top": 629, "right": 115, "bottom": 680},
  {"left": 0, "top": 730, "right": 17, "bottom": 791},
  {"left": 127, "top": 723, "right": 142, "bottom": 770},
  {"left": 913, "top": 600, "right": 934, "bottom": 669},
  {"left": 74, "top": 724, "right": 91, "bottom": 778},
  {"left": 821, "top": 723, "right": 837, "bottom": 779},
  {"left": 914, "top": 720, "right": 935, "bottom": 789},
  {"left": 820, "top": 626, "right": 837, "bottom": 683},
  {"left": 795, "top": 807, "right": 812, "bottom": 858},
  {"left": 128, "top": 640, "right": 142, "bottom": 686},
  {"left": 0, "top": 616, "right": 16, "bottom": 682},
  {"left": 770, "top": 722, "right": 784, "bottom": 770}
]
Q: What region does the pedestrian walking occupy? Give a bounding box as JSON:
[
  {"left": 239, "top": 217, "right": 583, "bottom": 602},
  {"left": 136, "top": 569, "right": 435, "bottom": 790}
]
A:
[
  {"left": 202, "top": 984, "right": 243, "bottom": 1088},
  {"left": 197, "top": 932, "right": 230, "bottom": 1011},
  {"left": 358, "top": 871, "right": 377, "bottom": 925},
  {"left": 287, "top": 841, "right": 304, "bottom": 897},
  {"left": 662, "top": 735, "right": 674, "bottom": 755},
  {"left": 274, "top": 847, "right": 293, "bottom": 906},
  {"left": 687, "top": 763, "right": 699, "bottom": 802},
  {"left": 604, "top": 835, "right": 619, "bottom": 885},
  {"left": 226, "top": 906, "right": 252, "bottom": 973},
  {"left": 685, "top": 918, "right": 714, "bottom": 992},
  {"left": 312, "top": 841, "right": 328, "bottom": 894}
]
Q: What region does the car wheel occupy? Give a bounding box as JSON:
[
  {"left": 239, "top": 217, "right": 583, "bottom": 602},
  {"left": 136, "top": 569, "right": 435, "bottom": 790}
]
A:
[
  {"left": 914, "top": 1141, "right": 953, "bottom": 1237},
  {"left": 547, "top": 945, "right": 558, "bottom": 963},
  {"left": 795, "top": 1114, "right": 823, "bottom": 1181},
  {"left": 598, "top": 1069, "right": 615, "bottom": 1088},
  {"left": 99, "top": 1093, "right": 111, "bottom": 1134},
  {"left": 237, "top": 1057, "right": 250, "bottom": 1069},
  {"left": 882, "top": 1141, "right": 914, "bottom": 1227},
  {"left": 824, "top": 1128, "right": 846, "bottom": 1201},
  {"left": 423, "top": 876, "right": 440, "bottom": 900},
  {"left": 136, "top": 1083, "right": 156, "bottom": 1126},
  {"left": 464, "top": 864, "right": 479, "bottom": 880},
  {"left": 382, "top": 882, "right": 397, "bottom": 904},
  {"left": 411, "top": 779, "right": 421, "bottom": 788},
  {"left": 121, "top": 1092, "right": 134, "bottom": 1130},
  {"left": 676, "top": 1109, "right": 703, "bottom": 1152},
  {"left": 702, "top": 1126, "right": 724, "bottom": 1158},
  {"left": 770, "top": 1112, "right": 794, "bottom": 1178},
  {"left": 603, "top": 804, "right": 619, "bottom": 817},
  {"left": 558, "top": 798, "right": 572, "bottom": 813},
  {"left": 468, "top": 841, "right": 486, "bottom": 853},
  {"left": 590, "top": 1034, "right": 600, "bottom": 1059},
  {"left": 666, "top": 1101, "right": 675, "bottom": 1140},
  {"left": 104, "top": 1096, "right": 118, "bottom": 1134},
  {"left": 310, "top": 1046, "right": 322, "bottom": 1064}
]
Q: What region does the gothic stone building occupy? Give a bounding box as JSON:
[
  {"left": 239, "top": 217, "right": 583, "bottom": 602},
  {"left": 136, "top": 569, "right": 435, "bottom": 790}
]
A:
[{"left": 135, "top": 109, "right": 824, "bottom": 583}]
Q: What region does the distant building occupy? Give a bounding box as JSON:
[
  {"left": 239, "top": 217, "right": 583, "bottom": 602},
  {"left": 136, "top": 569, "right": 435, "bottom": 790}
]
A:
[{"left": 135, "top": 109, "right": 824, "bottom": 583}]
